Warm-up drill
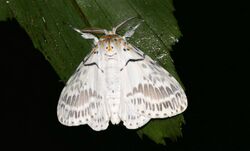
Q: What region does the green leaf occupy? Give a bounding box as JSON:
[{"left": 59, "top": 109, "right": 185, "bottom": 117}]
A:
[{"left": 0, "top": 0, "right": 185, "bottom": 145}]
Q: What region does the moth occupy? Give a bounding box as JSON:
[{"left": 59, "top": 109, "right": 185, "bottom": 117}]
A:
[{"left": 57, "top": 18, "right": 187, "bottom": 131}]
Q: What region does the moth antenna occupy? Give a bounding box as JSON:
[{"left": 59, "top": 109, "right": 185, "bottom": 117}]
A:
[
  {"left": 81, "top": 29, "right": 108, "bottom": 34},
  {"left": 73, "top": 27, "right": 99, "bottom": 44},
  {"left": 69, "top": 24, "right": 108, "bottom": 34},
  {"left": 113, "top": 17, "right": 137, "bottom": 33},
  {"left": 123, "top": 20, "right": 144, "bottom": 38}
]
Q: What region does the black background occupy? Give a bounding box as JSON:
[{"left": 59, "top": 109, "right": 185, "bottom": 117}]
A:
[{"left": 1, "top": 1, "right": 249, "bottom": 150}]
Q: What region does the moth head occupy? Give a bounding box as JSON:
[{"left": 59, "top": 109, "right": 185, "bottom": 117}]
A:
[{"left": 99, "top": 35, "right": 124, "bottom": 56}]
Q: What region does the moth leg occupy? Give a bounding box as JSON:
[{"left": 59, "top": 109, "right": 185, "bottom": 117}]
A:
[
  {"left": 73, "top": 28, "right": 99, "bottom": 45},
  {"left": 123, "top": 23, "right": 141, "bottom": 38}
]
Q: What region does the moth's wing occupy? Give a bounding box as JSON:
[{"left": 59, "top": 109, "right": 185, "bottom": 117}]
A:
[
  {"left": 119, "top": 46, "right": 187, "bottom": 129},
  {"left": 57, "top": 52, "right": 110, "bottom": 131},
  {"left": 117, "top": 46, "right": 150, "bottom": 129}
]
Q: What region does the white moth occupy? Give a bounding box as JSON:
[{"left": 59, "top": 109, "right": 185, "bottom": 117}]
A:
[{"left": 57, "top": 18, "right": 188, "bottom": 131}]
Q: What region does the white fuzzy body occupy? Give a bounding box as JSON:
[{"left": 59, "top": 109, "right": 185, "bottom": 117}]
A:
[{"left": 104, "top": 55, "right": 121, "bottom": 124}]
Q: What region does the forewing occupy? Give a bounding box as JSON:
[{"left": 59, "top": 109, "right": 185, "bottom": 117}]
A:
[
  {"left": 119, "top": 46, "right": 187, "bottom": 129},
  {"left": 57, "top": 52, "right": 109, "bottom": 131}
]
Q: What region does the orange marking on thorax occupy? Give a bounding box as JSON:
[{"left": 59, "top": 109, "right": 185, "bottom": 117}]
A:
[
  {"left": 100, "top": 35, "right": 117, "bottom": 39},
  {"left": 100, "top": 35, "right": 120, "bottom": 52},
  {"left": 107, "top": 41, "right": 112, "bottom": 52}
]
